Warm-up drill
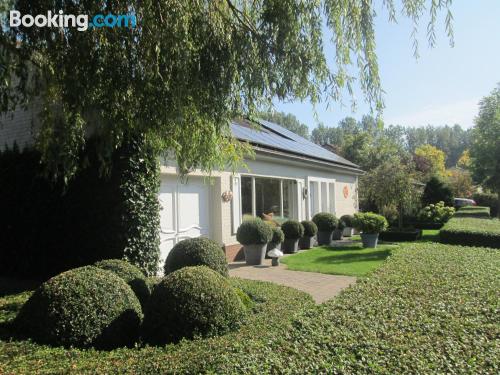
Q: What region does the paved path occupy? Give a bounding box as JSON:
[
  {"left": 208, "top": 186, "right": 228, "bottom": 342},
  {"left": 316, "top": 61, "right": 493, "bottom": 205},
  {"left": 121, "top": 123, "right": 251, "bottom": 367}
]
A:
[{"left": 229, "top": 255, "right": 356, "bottom": 304}]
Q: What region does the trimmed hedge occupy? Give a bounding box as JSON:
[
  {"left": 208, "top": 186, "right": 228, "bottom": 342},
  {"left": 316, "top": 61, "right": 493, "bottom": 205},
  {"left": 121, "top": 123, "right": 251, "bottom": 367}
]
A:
[
  {"left": 163, "top": 237, "right": 228, "bottom": 277},
  {"left": 281, "top": 220, "right": 304, "bottom": 239},
  {"left": 142, "top": 266, "right": 246, "bottom": 344},
  {"left": 339, "top": 214, "right": 354, "bottom": 228},
  {"left": 353, "top": 212, "right": 388, "bottom": 234},
  {"left": 2, "top": 244, "right": 497, "bottom": 373},
  {"left": 473, "top": 192, "right": 499, "bottom": 217},
  {"left": 269, "top": 226, "right": 285, "bottom": 245},
  {"left": 453, "top": 206, "right": 490, "bottom": 218},
  {"left": 94, "top": 259, "right": 150, "bottom": 308},
  {"left": 0, "top": 137, "right": 160, "bottom": 280},
  {"left": 439, "top": 216, "right": 500, "bottom": 249},
  {"left": 14, "top": 266, "right": 143, "bottom": 349},
  {"left": 301, "top": 220, "right": 318, "bottom": 237},
  {"left": 236, "top": 218, "right": 273, "bottom": 245},
  {"left": 312, "top": 212, "right": 338, "bottom": 231}
]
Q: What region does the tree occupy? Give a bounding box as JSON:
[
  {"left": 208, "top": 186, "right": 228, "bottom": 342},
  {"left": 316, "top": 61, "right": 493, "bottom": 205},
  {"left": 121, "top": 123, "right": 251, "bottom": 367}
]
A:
[
  {"left": 470, "top": 83, "right": 500, "bottom": 217},
  {"left": 422, "top": 176, "right": 453, "bottom": 206},
  {"left": 414, "top": 144, "right": 446, "bottom": 179},
  {"left": 457, "top": 149, "right": 471, "bottom": 169},
  {"left": 1, "top": 0, "right": 454, "bottom": 178},
  {"left": 360, "top": 159, "right": 418, "bottom": 230},
  {"left": 446, "top": 168, "right": 474, "bottom": 198},
  {"left": 257, "top": 111, "right": 309, "bottom": 138}
]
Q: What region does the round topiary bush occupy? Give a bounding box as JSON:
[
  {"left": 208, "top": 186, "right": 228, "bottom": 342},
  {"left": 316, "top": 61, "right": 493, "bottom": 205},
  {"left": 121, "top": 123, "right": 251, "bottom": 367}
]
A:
[
  {"left": 340, "top": 214, "right": 354, "bottom": 227},
  {"left": 301, "top": 220, "right": 318, "bottom": 237},
  {"left": 236, "top": 218, "right": 273, "bottom": 245},
  {"left": 312, "top": 212, "right": 338, "bottom": 231},
  {"left": 142, "top": 266, "right": 245, "bottom": 344},
  {"left": 281, "top": 220, "right": 305, "bottom": 239},
  {"left": 14, "top": 266, "right": 142, "bottom": 349},
  {"left": 353, "top": 212, "right": 388, "bottom": 233},
  {"left": 270, "top": 226, "right": 285, "bottom": 245},
  {"left": 94, "top": 259, "right": 150, "bottom": 308},
  {"left": 164, "top": 237, "right": 228, "bottom": 277}
]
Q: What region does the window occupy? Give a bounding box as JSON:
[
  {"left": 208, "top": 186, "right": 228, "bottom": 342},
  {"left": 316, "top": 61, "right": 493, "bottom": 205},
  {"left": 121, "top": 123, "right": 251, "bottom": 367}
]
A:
[{"left": 240, "top": 176, "right": 297, "bottom": 221}]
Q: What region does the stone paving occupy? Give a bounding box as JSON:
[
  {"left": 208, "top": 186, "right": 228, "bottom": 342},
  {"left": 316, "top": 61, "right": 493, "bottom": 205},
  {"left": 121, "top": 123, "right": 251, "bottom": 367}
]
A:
[{"left": 229, "top": 251, "right": 357, "bottom": 304}]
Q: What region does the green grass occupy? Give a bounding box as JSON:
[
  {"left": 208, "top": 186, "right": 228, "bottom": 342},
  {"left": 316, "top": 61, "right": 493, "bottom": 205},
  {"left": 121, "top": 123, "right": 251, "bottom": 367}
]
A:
[{"left": 281, "top": 243, "right": 398, "bottom": 276}]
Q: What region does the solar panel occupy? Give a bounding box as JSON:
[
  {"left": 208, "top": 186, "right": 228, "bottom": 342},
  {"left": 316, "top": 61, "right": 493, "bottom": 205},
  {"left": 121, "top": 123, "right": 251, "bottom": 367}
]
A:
[{"left": 231, "top": 119, "right": 360, "bottom": 169}]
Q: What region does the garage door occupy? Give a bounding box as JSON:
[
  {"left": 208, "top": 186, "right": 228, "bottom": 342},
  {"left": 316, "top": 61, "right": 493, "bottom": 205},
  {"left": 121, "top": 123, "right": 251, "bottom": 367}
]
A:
[{"left": 158, "top": 175, "right": 211, "bottom": 267}]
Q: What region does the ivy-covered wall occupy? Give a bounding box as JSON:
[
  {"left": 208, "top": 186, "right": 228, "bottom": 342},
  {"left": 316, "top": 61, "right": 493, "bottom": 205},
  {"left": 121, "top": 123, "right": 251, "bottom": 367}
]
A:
[{"left": 0, "top": 137, "right": 160, "bottom": 280}]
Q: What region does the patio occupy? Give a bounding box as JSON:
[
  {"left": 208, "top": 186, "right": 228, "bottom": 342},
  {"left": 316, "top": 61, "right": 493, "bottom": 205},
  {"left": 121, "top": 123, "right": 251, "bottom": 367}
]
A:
[{"left": 229, "top": 254, "right": 357, "bottom": 303}]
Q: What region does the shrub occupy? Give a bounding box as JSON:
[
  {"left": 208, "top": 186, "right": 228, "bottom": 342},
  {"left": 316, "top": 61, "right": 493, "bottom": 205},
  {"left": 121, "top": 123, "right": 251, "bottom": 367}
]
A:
[
  {"left": 14, "top": 266, "right": 142, "bottom": 349},
  {"left": 353, "top": 212, "right": 388, "bottom": 234},
  {"left": 0, "top": 137, "right": 160, "bottom": 280},
  {"left": 439, "top": 216, "right": 500, "bottom": 249},
  {"left": 422, "top": 176, "right": 453, "bottom": 207},
  {"left": 233, "top": 287, "right": 254, "bottom": 310},
  {"left": 164, "top": 237, "right": 228, "bottom": 277},
  {"left": 340, "top": 215, "right": 354, "bottom": 227},
  {"left": 473, "top": 192, "right": 499, "bottom": 217},
  {"left": 269, "top": 226, "right": 285, "bottom": 245},
  {"left": 281, "top": 220, "right": 304, "bottom": 240},
  {"left": 94, "top": 259, "right": 150, "bottom": 308},
  {"left": 236, "top": 218, "right": 273, "bottom": 245},
  {"left": 142, "top": 266, "right": 245, "bottom": 344},
  {"left": 416, "top": 201, "right": 455, "bottom": 224},
  {"left": 453, "top": 206, "right": 490, "bottom": 218},
  {"left": 301, "top": 220, "right": 318, "bottom": 237},
  {"left": 312, "top": 213, "right": 338, "bottom": 231}
]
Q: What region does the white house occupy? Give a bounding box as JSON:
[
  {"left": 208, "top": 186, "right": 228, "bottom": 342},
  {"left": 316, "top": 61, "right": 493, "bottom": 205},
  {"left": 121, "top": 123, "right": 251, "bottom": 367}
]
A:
[{"left": 1, "top": 105, "right": 362, "bottom": 264}]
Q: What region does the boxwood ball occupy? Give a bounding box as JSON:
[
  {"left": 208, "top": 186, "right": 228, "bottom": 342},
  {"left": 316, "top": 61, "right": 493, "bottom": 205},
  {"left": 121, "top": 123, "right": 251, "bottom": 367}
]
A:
[{"left": 14, "top": 266, "right": 143, "bottom": 349}]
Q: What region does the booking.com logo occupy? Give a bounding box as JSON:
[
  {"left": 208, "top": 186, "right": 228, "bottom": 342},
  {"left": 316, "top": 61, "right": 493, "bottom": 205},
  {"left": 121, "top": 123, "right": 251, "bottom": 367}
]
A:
[{"left": 9, "top": 10, "right": 137, "bottom": 31}]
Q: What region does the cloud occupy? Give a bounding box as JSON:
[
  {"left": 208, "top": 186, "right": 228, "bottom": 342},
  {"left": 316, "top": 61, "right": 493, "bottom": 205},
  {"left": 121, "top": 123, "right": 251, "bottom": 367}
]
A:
[{"left": 385, "top": 98, "right": 480, "bottom": 128}]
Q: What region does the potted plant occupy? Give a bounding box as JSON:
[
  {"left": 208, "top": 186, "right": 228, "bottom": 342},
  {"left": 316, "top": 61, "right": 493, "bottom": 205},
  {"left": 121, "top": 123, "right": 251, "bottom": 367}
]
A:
[
  {"left": 236, "top": 218, "right": 273, "bottom": 265},
  {"left": 352, "top": 212, "right": 388, "bottom": 248},
  {"left": 340, "top": 214, "right": 354, "bottom": 237},
  {"left": 267, "top": 226, "right": 284, "bottom": 253},
  {"left": 299, "top": 220, "right": 317, "bottom": 249},
  {"left": 312, "top": 212, "right": 338, "bottom": 245},
  {"left": 332, "top": 218, "right": 345, "bottom": 240},
  {"left": 281, "top": 220, "right": 304, "bottom": 254}
]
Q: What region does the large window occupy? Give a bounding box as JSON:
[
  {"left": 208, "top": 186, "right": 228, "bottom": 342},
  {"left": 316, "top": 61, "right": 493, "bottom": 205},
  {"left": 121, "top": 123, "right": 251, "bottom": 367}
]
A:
[{"left": 241, "top": 176, "right": 297, "bottom": 221}]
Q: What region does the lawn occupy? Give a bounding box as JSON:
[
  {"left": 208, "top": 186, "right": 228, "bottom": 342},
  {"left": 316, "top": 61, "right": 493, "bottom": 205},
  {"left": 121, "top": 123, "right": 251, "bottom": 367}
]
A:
[
  {"left": 281, "top": 243, "right": 398, "bottom": 276},
  {"left": 1, "top": 243, "right": 498, "bottom": 373}
]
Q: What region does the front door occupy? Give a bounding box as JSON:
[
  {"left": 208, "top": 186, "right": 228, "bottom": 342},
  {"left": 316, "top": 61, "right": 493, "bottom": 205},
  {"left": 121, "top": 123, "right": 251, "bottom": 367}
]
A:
[{"left": 158, "top": 175, "right": 210, "bottom": 268}]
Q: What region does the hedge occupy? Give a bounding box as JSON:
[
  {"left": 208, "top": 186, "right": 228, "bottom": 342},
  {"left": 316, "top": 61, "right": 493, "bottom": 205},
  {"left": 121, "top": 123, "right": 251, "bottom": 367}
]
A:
[
  {"left": 439, "top": 216, "right": 500, "bottom": 249},
  {"left": 142, "top": 266, "right": 245, "bottom": 344},
  {"left": 0, "top": 136, "right": 160, "bottom": 279},
  {"left": 1, "top": 244, "right": 497, "bottom": 373},
  {"left": 163, "top": 237, "right": 228, "bottom": 277},
  {"left": 453, "top": 205, "right": 490, "bottom": 218},
  {"left": 14, "top": 266, "right": 143, "bottom": 349},
  {"left": 473, "top": 192, "right": 499, "bottom": 217}
]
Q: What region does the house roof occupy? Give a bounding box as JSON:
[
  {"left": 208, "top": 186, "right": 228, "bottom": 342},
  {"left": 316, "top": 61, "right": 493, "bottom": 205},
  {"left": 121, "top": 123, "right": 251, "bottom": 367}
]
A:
[{"left": 231, "top": 119, "right": 361, "bottom": 171}]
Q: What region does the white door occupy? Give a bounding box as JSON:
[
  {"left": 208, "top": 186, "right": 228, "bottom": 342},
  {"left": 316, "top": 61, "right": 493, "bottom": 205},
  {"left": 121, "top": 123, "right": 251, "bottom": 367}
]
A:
[
  {"left": 307, "top": 177, "right": 336, "bottom": 219},
  {"left": 158, "top": 175, "right": 210, "bottom": 267}
]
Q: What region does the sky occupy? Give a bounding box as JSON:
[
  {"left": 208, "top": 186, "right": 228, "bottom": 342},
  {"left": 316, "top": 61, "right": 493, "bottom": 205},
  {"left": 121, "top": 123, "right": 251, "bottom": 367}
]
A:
[{"left": 274, "top": 0, "right": 500, "bottom": 130}]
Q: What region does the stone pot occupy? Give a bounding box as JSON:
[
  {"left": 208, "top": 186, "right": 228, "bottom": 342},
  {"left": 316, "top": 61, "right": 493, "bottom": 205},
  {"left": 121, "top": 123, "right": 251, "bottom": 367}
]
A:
[
  {"left": 343, "top": 227, "right": 354, "bottom": 237},
  {"left": 360, "top": 233, "right": 379, "bottom": 248},
  {"left": 243, "top": 243, "right": 267, "bottom": 265},
  {"left": 332, "top": 229, "right": 344, "bottom": 240},
  {"left": 282, "top": 238, "right": 299, "bottom": 254},
  {"left": 299, "top": 236, "right": 315, "bottom": 249},
  {"left": 317, "top": 230, "right": 333, "bottom": 245}
]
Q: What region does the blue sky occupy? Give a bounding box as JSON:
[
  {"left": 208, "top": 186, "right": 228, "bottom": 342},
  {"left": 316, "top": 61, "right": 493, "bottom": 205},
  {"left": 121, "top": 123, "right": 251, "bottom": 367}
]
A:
[{"left": 274, "top": 0, "right": 500, "bottom": 130}]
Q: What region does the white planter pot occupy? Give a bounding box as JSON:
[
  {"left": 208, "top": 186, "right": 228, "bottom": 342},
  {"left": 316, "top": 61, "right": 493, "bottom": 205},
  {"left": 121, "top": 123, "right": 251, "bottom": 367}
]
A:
[{"left": 360, "top": 233, "right": 379, "bottom": 248}]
